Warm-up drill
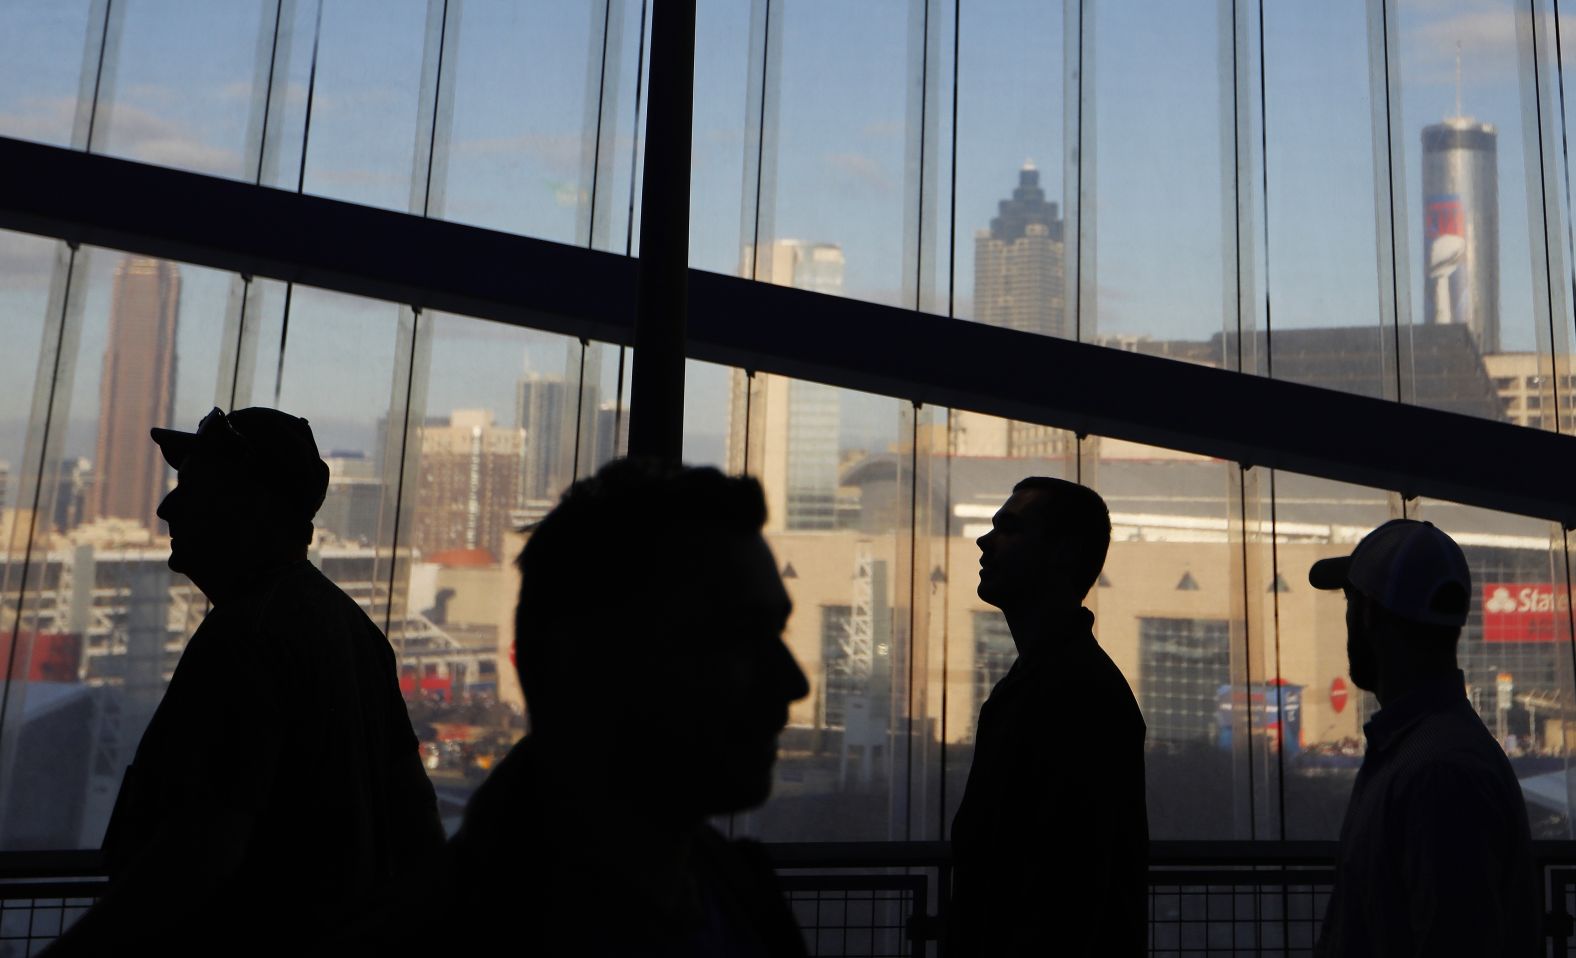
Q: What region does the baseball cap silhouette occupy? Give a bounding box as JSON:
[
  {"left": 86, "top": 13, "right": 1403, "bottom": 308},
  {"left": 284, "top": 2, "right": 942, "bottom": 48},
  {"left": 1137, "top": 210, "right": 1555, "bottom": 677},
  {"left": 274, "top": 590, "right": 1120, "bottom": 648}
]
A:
[
  {"left": 151, "top": 406, "right": 330, "bottom": 522},
  {"left": 1308, "top": 518, "right": 1471, "bottom": 628}
]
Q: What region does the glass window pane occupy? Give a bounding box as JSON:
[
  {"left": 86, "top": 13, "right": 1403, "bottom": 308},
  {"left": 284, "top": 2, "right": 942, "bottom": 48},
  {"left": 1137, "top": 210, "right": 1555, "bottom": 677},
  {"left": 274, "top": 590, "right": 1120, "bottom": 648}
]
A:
[
  {"left": 689, "top": 0, "right": 754, "bottom": 277},
  {"left": 1385, "top": 1, "right": 1560, "bottom": 428},
  {"left": 726, "top": 372, "right": 907, "bottom": 841},
  {"left": 951, "top": 2, "right": 1068, "bottom": 335},
  {"left": 1091, "top": 3, "right": 1229, "bottom": 348},
  {"left": 0, "top": 0, "right": 97, "bottom": 148},
  {"left": 396, "top": 314, "right": 601, "bottom": 824},
  {"left": 755, "top": 1, "right": 915, "bottom": 309},
  {"left": 89, "top": 0, "right": 274, "bottom": 179},
  {"left": 933, "top": 411, "right": 1078, "bottom": 837},
  {"left": 1260, "top": 0, "right": 1389, "bottom": 397},
  {"left": 1412, "top": 497, "right": 1572, "bottom": 838},
  {"left": 301, "top": 0, "right": 429, "bottom": 211},
  {"left": 1260, "top": 474, "right": 1395, "bottom": 840},
  {"left": 0, "top": 232, "right": 71, "bottom": 842},
  {"left": 0, "top": 247, "right": 239, "bottom": 850},
  {"left": 438, "top": 1, "right": 644, "bottom": 248},
  {"left": 682, "top": 359, "right": 733, "bottom": 469},
  {"left": 1092, "top": 440, "right": 1250, "bottom": 839}
]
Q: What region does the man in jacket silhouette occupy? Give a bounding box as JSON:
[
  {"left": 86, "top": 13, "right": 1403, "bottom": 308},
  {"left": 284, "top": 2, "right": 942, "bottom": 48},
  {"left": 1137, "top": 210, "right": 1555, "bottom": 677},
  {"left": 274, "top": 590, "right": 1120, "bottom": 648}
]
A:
[{"left": 949, "top": 477, "right": 1148, "bottom": 956}]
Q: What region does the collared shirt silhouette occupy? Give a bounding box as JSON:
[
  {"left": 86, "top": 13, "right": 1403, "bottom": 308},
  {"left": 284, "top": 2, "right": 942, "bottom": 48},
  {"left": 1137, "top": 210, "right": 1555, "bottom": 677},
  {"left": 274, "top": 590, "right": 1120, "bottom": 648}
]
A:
[
  {"left": 1310, "top": 519, "right": 1538, "bottom": 957},
  {"left": 440, "top": 460, "right": 810, "bottom": 957},
  {"left": 44, "top": 407, "right": 443, "bottom": 956},
  {"left": 949, "top": 477, "right": 1148, "bottom": 957}
]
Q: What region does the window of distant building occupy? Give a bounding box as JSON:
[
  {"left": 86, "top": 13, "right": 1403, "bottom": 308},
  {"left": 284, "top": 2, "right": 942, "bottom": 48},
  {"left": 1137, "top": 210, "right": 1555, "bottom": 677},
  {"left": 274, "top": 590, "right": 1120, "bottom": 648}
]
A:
[
  {"left": 1139, "top": 617, "right": 1231, "bottom": 745},
  {"left": 971, "top": 611, "right": 1017, "bottom": 740},
  {"left": 820, "top": 605, "right": 855, "bottom": 729}
]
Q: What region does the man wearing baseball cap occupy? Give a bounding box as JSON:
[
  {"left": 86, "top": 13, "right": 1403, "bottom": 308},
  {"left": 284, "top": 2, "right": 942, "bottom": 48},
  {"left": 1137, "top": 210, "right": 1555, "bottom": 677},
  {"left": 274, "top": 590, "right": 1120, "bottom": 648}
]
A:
[
  {"left": 46, "top": 407, "right": 443, "bottom": 955},
  {"left": 1310, "top": 518, "right": 1538, "bottom": 956}
]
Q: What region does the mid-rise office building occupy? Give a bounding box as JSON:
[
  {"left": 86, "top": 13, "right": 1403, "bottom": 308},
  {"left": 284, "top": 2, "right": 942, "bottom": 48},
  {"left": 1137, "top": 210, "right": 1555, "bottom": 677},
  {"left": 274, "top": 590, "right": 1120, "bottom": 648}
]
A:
[
  {"left": 317, "top": 453, "right": 383, "bottom": 546},
  {"left": 515, "top": 371, "right": 604, "bottom": 505},
  {"left": 411, "top": 409, "right": 525, "bottom": 562},
  {"left": 729, "top": 241, "right": 845, "bottom": 531}
]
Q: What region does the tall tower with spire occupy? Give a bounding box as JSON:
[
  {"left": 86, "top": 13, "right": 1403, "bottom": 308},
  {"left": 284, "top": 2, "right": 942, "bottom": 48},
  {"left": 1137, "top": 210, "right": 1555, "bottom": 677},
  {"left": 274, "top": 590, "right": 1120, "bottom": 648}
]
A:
[
  {"left": 973, "top": 162, "right": 1069, "bottom": 339},
  {"left": 1421, "top": 47, "right": 1499, "bottom": 353}
]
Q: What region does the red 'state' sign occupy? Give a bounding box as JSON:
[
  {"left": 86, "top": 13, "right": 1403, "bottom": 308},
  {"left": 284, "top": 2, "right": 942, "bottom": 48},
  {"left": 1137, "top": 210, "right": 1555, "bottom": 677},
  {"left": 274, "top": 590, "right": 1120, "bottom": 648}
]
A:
[{"left": 1482, "top": 583, "right": 1566, "bottom": 643}]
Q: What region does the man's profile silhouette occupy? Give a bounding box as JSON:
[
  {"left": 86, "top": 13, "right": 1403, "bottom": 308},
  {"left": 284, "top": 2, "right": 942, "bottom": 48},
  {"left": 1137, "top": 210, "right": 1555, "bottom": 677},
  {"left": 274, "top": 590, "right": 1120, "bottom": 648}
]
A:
[
  {"left": 44, "top": 407, "right": 443, "bottom": 955},
  {"left": 442, "top": 458, "right": 810, "bottom": 956},
  {"left": 1311, "top": 519, "right": 1539, "bottom": 956},
  {"left": 948, "top": 477, "right": 1147, "bottom": 957}
]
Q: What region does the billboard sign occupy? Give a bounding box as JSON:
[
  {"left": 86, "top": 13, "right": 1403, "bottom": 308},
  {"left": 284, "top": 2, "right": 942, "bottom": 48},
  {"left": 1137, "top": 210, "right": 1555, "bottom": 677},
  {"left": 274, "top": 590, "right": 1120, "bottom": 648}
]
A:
[
  {"left": 0, "top": 631, "right": 82, "bottom": 681},
  {"left": 1482, "top": 583, "right": 1565, "bottom": 643},
  {"left": 1425, "top": 193, "right": 1468, "bottom": 325},
  {"left": 1216, "top": 682, "right": 1303, "bottom": 757}
]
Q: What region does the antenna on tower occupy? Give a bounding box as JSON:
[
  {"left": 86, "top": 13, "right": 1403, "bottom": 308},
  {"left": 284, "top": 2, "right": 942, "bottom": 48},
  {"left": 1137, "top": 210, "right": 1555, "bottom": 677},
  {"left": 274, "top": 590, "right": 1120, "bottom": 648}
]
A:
[{"left": 1455, "top": 40, "right": 1463, "bottom": 119}]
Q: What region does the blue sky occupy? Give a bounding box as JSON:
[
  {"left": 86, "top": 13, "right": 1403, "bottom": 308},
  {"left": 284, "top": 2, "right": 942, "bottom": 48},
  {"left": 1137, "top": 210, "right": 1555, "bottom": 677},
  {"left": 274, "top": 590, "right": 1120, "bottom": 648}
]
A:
[{"left": 1, "top": 0, "right": 1574, "bottom": 473}]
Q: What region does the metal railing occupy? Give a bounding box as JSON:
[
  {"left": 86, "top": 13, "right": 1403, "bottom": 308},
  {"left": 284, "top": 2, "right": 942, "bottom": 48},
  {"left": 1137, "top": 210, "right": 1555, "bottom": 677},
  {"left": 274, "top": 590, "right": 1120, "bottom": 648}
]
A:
[
  {"left": 6, "top": 842, "right": 1576, "bottom": 956},
  {"left": 0, "top": 880, "right": 102, "bottom": 957},
  {"left": 0, "top": 855, "right": 106, "bottom": 957}
]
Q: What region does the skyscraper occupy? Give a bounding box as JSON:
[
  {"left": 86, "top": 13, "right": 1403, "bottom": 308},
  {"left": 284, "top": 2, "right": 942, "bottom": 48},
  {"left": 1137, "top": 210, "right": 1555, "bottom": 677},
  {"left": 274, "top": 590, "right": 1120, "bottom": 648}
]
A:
[
  {"left": 1422, "top": 116, "right": 1499, "bottom": 353},
  {"left": 975, "top": 165, "right": 1074, "bottom": 458},
  {"left": 88, "top": 257, "right": 180, "bottom": 533},
  {"left": 593, "top": 401, "right": 627, "bottom": 471},
  {"left": 411, "top": 409, "right": 525, "bottom": 562},
  {"left": 974, "top": 162, "right": 1068, "bottom": 339},
  {"left": 729, "top": 241, "right": 845, "bottom": 531},
  {"left": 515, "top": 373, "right": 603, "bottom": 504}
]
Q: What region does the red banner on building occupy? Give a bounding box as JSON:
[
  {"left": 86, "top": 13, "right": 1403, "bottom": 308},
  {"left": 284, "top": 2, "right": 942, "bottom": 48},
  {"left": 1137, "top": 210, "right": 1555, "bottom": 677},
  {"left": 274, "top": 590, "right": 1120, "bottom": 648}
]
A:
[
  {"left": 1482, "top": 583, "right": 1566, "bottom": 643},
  {"left": 0, "top": 631, "right": 82, "bottom": 681}
]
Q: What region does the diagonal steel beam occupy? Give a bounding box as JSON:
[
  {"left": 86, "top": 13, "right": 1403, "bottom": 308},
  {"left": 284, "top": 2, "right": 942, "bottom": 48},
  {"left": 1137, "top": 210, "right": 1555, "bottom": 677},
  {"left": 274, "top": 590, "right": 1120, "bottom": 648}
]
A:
[{"left": 2, "top": 135, "right": 1573, "bottom": 525}]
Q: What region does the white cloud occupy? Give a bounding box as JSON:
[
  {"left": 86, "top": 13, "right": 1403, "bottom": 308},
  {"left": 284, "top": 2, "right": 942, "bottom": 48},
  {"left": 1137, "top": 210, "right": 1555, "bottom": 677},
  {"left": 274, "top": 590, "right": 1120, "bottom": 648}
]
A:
[
  {"left": 1406, "top": 6, "right": 1576, "bottom": 89},
  {"left": 0, "top": 96, "right": 77, "bottom": 145},
  {"left": 448, "top": 131, "right": 585, "bottom": 175},
  {"left": 95, "top": 102, "right": 242, "bottom": 175},
  {"left": 824, "top": 151, "right": 893, "bottom": 191},
  {"left": 217, "top": 78, "right": 307, "bottom": 104},
  {"left": 0, "top": 94, "right": 243, "bottom": 176},
  {"left": 0, "top": 233, "right": 64, "bottom": 290}
]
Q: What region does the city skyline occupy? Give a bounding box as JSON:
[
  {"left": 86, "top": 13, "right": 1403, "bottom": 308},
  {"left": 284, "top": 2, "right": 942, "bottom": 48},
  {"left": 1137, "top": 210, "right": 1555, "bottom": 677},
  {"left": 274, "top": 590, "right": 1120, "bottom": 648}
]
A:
[{"left": 7, "top": 0, "right": 1576, "bottom": 862}]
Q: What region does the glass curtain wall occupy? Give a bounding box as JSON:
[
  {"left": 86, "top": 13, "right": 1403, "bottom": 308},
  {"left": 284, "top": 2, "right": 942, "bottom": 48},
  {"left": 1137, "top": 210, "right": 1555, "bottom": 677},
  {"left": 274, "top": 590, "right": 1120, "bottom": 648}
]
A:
[
  {"left": 6, "top": 0, "right": 1576, "bottom": 853},
  {"left": 0, "top": 0, "right": 644, "bottom": 849}
]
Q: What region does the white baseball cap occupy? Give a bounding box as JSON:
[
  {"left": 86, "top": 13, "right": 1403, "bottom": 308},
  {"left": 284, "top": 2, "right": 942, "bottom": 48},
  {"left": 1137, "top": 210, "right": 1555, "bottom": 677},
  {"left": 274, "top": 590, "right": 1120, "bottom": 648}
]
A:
[{"left": 1308, "top": 519, "right": 1471, "bottom": 628}]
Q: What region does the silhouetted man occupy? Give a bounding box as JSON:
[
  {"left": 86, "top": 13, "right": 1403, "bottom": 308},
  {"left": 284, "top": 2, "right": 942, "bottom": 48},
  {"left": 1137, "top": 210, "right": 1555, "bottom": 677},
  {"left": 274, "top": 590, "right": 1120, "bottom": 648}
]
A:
[
  {"left": 46, "top": 407, "right": 443, "bottom": 956},
  {"left": 1311, "top": 519, "right": 1538, "bottom": 956},
  {"left": 443, "top": 459, "right": 811, "bottom": 955},
  {"left": 948, "top": 477, "right": 1148, "bottom": 956}
]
